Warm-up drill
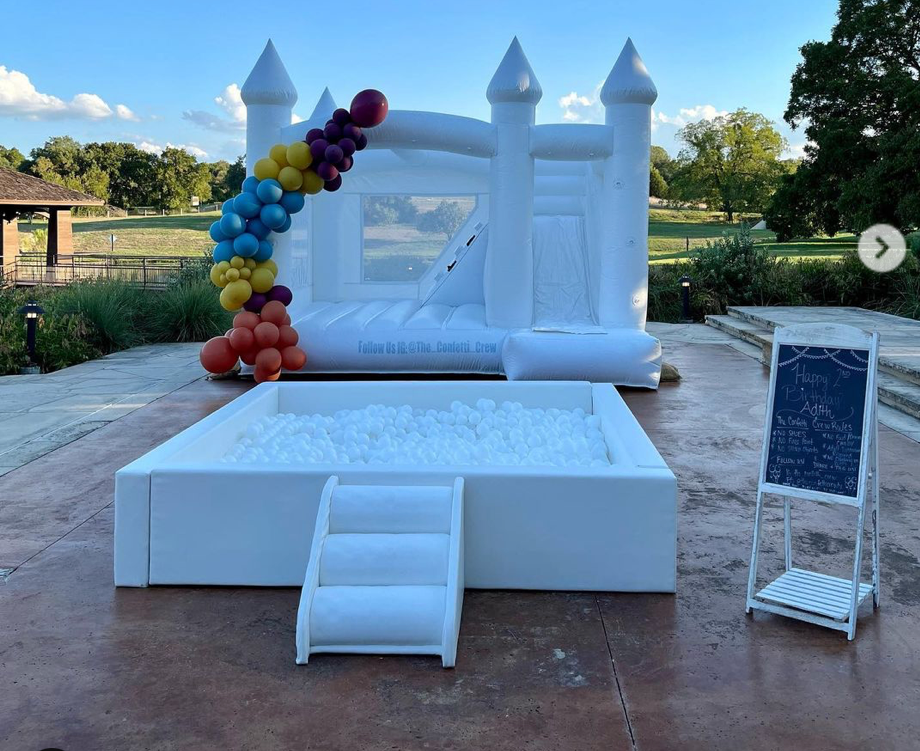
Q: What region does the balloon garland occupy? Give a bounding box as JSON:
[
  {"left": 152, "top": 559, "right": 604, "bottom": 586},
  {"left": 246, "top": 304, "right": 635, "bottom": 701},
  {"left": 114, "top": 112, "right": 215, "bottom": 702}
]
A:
[{"left": 199, "top": 89, "right": 389, "bottom": 383}]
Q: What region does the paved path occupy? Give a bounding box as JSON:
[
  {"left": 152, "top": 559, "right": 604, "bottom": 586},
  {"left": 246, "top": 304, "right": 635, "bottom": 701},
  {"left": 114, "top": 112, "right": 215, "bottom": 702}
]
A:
[
  {"left": 2, "top": 339, "right": 920, "bottom": 749},
  {"left": 0, "top": 343, "right": 205, "bottom": 476}
]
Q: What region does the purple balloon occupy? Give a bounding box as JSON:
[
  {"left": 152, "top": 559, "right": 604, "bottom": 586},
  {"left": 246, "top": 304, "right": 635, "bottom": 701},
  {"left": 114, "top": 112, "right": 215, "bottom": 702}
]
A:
[
  {"left": 243, "top": 292, "right": 268, "bottom": 313},
  {"left": 343, "top": 123, "right": 362, "bottom": 142},
  {"left": 267, "top": 285, "right": 293, "bottom": 306},
  {"left": 339, "top": 137, "right": 356, "bottom": 157},
  {"left": 325, "top": 144, "right": 344, "bottom": 164},
  {"left": 323, "top": 122, "right": 342, "bottom": 142},
  {"left": 316, "top": 161, "right": 339, "bottom": 181},
  {"left": 324, "top": 174, "right": 343, "bottom": 192},
  {"left": 306, "top": 128, "right": 324, "bottom": 143},
  {"left": 332, "top": 108, "right": 351, "bottom": 126},
  {"left": 339, "top": 155, "right": 354, "bottom": 172},
  {"left": 309, "top": 139, "right": 329, "bottom": 161},
  {"left": 355, "top": 133, "right": 368, "bottom": 151}
]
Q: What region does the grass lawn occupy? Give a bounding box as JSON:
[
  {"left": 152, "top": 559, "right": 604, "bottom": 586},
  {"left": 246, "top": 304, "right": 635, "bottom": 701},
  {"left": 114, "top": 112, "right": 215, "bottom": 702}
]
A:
[{"left": 16, "top": 208, "right": 860, "bottom": 264}]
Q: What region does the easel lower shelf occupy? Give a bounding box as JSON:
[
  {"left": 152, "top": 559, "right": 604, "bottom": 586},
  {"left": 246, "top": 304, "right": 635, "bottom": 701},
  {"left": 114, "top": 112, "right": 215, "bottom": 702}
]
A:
[{"left": 754, "top": 568, "right": 873, "bottom": 621}]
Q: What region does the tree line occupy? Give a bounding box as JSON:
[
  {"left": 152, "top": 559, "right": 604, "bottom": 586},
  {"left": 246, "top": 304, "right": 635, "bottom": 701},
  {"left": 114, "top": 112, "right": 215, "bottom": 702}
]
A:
[{"left": 0, "top": 137, "right": 245, "bottom": 211}]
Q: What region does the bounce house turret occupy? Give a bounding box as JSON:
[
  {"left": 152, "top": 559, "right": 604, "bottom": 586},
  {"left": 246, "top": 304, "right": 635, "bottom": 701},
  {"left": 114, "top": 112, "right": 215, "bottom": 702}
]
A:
[
  {"left": 485, "top": 37, "right": 541, "bottom": 329},
  {"left": 241, "top": 40, "right": 298, "bottom": 174},
  {"left": 599, "top": 38, "right": 657, "bottom": 329},
  {"left": 308, "top": 88, "right": 338, "bottom": 126}
]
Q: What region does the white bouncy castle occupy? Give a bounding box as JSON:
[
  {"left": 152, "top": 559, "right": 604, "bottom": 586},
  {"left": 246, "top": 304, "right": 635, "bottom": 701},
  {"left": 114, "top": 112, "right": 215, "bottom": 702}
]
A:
[{"left": 242, "top": 38, "right": 661, "bottom": 388}]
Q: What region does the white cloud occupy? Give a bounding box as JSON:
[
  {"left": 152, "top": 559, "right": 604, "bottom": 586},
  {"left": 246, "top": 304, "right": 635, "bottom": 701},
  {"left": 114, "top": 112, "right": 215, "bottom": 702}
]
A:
[
  {"left": 0, "top": 65, "right": 137, "bottom": 121},
  {"left": 116, "top": 103, "right": 140, "bottom": 121},
  {"left": 557, "top": 83, "right": 603, "bottom": 123},
  {"left": 185, "top": 82, "right": 303, "bottom": 133},
  {"left": 651, "top": 104, "right": 728, "bottom": 132},
  {"left": 215, "top": 83, "right": 245, "bottom": 124},
  {"left": 133, "top": 139, "right": 209, "bottom": 159}
]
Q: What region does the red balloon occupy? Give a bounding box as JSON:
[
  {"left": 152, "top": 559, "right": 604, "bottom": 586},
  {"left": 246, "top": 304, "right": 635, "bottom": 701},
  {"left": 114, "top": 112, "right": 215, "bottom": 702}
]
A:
[
  {"left": 283, "top": 313, "right": 292, "bottom": 326},
  {"left": 199, "top": 336, "right": 238, "bottom": 374},
  {"left": 224, "top": 328, "right": 234, "bottom": 338},
  {"left": 240, "top": 347, "right": 259, "bottom": 366},
  {"left": 228, "top": 326, "right": 255, "bottom": 353},
  {"left": 254, "top": 366, "right": 281, "bottom": 383},
  {"left": 281, "top": 345, "right": 307, "bottom": 371},
  {"left": 278, "top": 324, "right": 299, "bottom": 348},
  {"left": 253, "top": 321, "right": 280, "bottom": 348},
  {"left": 233, "top": 311, "right": 261, "bottom": 330},
  {"left": 256, "top": 347, "right": 282, "bottom": 373},
  {"left": 350, "top": 89, "right": 388, "bottom": 128},
  {"left": 261, "top": 300, "right": 287, "bottom": 326}
]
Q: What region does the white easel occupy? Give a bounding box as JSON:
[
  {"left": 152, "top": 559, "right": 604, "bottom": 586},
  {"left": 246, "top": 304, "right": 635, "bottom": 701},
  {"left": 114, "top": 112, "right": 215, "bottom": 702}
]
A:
[{"left": 746, "top": 323, "right": 880, "bottom": 640}]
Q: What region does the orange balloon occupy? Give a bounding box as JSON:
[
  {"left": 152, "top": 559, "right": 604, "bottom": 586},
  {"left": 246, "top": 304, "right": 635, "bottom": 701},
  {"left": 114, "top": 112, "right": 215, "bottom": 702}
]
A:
[
  {"left": 254, "top": 365, "right": 281, "bottom": 383},
  {"left": 253, "top": 321, "right": 280, "bottom": 348},
  {"left": 240, "top": 347, "right": 260, "bottom": 366},
  {"left": 228, "top": 327, "right": 255, "bottom": 353},
  {"left": 199, "top": 336, "right": 238, "bottom": 374},
  {"left": 281, "top": 345, "right": 307, "bottom": 371},
  {"left": 233, "top": 311, "right": 261, "bottom": 330},
  {"left": 261, "top": 300, "right": 287, "bottom": 326},
  {"left": 278, "top": 325, "right": 299, "bottom": 348},
  {"left": 255, "top": 347, "right": 282, "bottom": 373}
]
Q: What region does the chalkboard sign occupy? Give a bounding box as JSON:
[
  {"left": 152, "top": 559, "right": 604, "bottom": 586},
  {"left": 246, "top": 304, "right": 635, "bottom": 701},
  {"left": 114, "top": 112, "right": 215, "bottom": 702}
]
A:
[{"left": 764, "top": 344, "right": 870, "bottom": 498}]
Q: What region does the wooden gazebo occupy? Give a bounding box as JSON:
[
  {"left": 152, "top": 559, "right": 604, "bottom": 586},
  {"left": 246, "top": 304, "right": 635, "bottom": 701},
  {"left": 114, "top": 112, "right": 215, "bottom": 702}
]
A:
[{"left": 0, "top": 167, "right": 104, "bottom": 272}]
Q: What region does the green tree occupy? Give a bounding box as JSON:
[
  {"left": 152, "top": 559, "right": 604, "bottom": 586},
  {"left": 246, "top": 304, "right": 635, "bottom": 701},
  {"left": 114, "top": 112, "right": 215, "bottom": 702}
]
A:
[
  {"left": 224, "top": 156, "right": 246, "bottom": 198},
  {"left": 364, "top": 196, "right": 419, "bottom": 225},
  {"left": 418, "top": 200, "right": 465, "bottom": 239},
  {"left": 650, "top": 145, "right": 677, "bottom": 189},
  {"left": 765, "top": 0, "right": 920, "bottom": 240},
  {"left": 649, "top": 165, "right": 668, "bottom": 199},
  {"left": 0, "top": 145, "right": 25, "bottom": 170},
  {"left": 154, "top": 148, "right": 211, "bottom": 210},
  {"left": 671, "top": 109, "right": 788, "bottom": 221}
]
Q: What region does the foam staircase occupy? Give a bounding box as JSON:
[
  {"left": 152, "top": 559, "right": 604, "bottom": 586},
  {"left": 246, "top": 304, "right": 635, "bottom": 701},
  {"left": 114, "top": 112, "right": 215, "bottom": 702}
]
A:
[{"left": 295, "top": 477, "right": 464, "bottom": 668}]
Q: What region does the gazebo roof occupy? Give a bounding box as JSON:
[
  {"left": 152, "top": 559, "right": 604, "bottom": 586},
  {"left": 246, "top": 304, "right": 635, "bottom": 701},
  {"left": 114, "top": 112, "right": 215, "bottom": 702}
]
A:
[{"left": 0, "top": 167, "right": 104, "bottom": 208}]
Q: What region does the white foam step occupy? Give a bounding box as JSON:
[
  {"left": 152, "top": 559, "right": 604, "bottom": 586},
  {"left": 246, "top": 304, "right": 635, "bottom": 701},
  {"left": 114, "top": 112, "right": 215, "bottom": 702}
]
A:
[
  {"left": 296, "top": 477, "right": 464, "bottom": 668},
  {"left": 320, "top": 533, "right": 450, "bottom": 586},
  {"left": 310, "top": 585, "right": 447, "bottom": 647},
  {"left": 330, "top": 485, "right": 452, "bottom": 533}
]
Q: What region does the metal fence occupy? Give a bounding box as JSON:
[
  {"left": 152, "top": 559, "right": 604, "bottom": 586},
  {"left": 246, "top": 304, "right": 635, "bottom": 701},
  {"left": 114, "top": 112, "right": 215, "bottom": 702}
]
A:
[{"left": 5, "top": 253, "right": 206, "bottom": 289}]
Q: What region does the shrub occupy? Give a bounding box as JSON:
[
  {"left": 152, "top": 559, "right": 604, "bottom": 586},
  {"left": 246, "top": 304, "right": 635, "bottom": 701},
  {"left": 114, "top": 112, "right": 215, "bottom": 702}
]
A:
[
  {"left": 688, "top": 224, "right": 775, "bottom": 310},
  {"left": 53, "top": 279, "right": 152, "bottom": 353},
  {"left": 149, "top": 279, "right": 232, "bottom": 343}
]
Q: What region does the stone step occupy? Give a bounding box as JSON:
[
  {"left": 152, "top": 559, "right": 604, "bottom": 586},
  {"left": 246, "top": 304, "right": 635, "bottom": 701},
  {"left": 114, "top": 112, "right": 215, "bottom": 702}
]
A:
[
  {"left": 707, "top": 311, "right": 920, "bottom": 423},
  {"left": 725, "top": 306, "right": 920, "bottom": 386}
]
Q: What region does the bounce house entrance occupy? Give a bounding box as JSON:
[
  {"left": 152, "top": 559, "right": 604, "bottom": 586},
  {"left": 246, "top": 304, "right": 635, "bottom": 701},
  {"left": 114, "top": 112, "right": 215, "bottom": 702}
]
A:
[{"left": 533, "top": 215, "right": 595, "bottom": 331}]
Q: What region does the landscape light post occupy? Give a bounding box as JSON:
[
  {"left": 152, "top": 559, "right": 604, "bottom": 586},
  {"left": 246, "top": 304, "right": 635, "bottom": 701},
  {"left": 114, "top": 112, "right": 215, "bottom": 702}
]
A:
[
  {"left": 679, "top": 275, "right": 692, "bottom": 323},
  {"left": 18, "top": 300, "right": 44, "bottom": 372}
]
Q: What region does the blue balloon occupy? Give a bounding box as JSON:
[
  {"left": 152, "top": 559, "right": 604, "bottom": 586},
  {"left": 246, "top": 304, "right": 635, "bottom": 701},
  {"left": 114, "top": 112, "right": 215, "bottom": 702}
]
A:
[
  {"left": 259, "top": 203, "right": 287, "bottom": 230},
  {"left": 246, "top": 217, "right": 271, "bottom": 240},
  {"left": 233, "top": 232, "right": 259, "bottom": 258},
  {"left": 242, "top": 175, "right": 260, "bottom": 194},
  {"left": 233, "top": 191, "right": 262, "bottom": 219},
  {"left": 279, "top": 190, "right": 305, "bottom": 215},
  {"left": 208, "top": 220, "right": 226, "bottom": 243},
  {"left": 213, "top": 240, "right": 234, "bottom": 263},
  {"left": 254, "top": 240, "right": 274, "bottom": 262},
  {"left": 221, "top": 199, "right": 235, "bottom": 214},
  {"left": 256, "top": 178, "right": 284, "bottom": 205},
  {"left": 219, "top": 212, "right": 246, "bottom": 238},
  {"left": 277, "top": 214, "right": 292, "bottom": 233}
]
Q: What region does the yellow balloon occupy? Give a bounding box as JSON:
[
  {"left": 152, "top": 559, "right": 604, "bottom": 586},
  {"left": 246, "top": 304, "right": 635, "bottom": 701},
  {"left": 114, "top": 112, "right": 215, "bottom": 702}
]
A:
[
  {"left": 239, "top": 267, "right": 252, "bottom": 280},
  {"left": 225, "top": 267, "right": 240, "bottom": 282},
  {"left": 250, "top": 267, "right": 275, "bottom": 294},
  {"left": 220, "top": 279, "right": 253, "bottom": 311},
  {"left": 209, "top": 264, "right": 224, "bottom": 287},
  {"left": 300, "top": 169, "right": 324, "bottom": 195},
  {"left": 219, "top": 273, "right": 227, "bottom": 285},
  {"left": 278, "top": 166, "right": 304, "bottom": 191},
  {"left": 269, "top": 144, "right": 289, "bottom": 167},
  {"left": 257, "top": 258, "right": 278, "bottom": 277},
  {"left": 230, "top": 255, "right": 245, "bottom": 269},
  {"left": 217, "top": 260, "right": 231, "bottom": 273},
  {"left": 286, "top": 141, "right": 312, "bottom": 170},
  {"left": 244, "top": 257, "right": 257, "bottom": 270},
  {"left": 254, "top": 158, "right": 280, "bottom": 181}
]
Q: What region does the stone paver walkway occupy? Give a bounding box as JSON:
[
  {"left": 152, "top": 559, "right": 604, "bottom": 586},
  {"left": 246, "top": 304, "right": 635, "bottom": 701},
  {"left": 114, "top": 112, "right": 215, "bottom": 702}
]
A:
[{"left": 0, "top": 343, "right": 205, "bottom": 476}]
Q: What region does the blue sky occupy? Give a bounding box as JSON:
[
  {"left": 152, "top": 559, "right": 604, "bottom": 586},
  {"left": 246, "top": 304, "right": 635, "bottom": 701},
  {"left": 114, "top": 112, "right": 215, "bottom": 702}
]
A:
[{"left": 0, "top": 0, "right": 839, "bottom": 162}]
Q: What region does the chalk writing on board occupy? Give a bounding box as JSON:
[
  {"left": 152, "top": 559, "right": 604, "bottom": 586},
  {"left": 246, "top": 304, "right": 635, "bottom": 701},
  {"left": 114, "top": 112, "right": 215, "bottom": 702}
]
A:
[{"left": 765, "top": 345, "right": 869, "bottom": 497}]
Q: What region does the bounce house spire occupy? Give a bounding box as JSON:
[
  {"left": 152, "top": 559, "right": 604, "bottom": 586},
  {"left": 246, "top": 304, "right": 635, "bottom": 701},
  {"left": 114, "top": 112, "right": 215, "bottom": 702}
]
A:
[
  {"left": 309, "top": 88, "right": 338, "bottom": 122},
  {"left": 487, "top": 37, "right": 543, "bottom": 105},
  {"left": 600, "top": 38, "right": 657, "bottom": 106},
  {"left": 241, "top": 39, "right": 298, "bottom": 107}
]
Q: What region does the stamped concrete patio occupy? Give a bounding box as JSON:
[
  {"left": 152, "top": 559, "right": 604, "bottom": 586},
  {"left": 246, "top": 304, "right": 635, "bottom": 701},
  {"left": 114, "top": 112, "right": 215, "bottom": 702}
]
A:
[{"left": 1, "top": 332, "right": 919, "bottom": 750}]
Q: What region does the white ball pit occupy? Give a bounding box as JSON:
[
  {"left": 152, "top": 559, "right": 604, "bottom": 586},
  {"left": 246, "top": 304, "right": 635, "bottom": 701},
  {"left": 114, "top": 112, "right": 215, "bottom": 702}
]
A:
[{"left": 115, "top": 381, "right": 676, "bottom": 592}]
